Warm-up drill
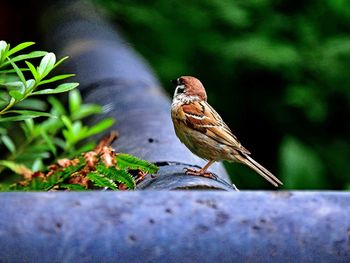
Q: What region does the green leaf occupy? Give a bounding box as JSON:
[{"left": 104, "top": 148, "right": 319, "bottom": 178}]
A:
[
  {"left": 20, "top": 118, "right": 34, "bottom": 137},
  {"left": 32, "top": 82, "right": 79, "bottom": 95},
  {"left": 7, "top": 42, "right": 35, "bottom": 57},
  {"left": 25, "top": 61, "right": 39, "bottom": 81},
  {"left": 116, "top": 153, "right": 159, "bottom": 174},
  {"left": 0, "top": 68, "right": 30, "bottom": 74},
  {"left": 0, "top": 41, "right": 7, "bottom": 51},
  {"left": 0, "top": 96, "right": 15, "bottom": 110},
  {"left": 5, "top": 80, "right": 26, "bottom": 97},
  {"left": 1, "top": 51, "right": 48, "bottom": 67},
  {"left": 6, "top": 58, "right": 26, "bottom": 87},
  {"left": 61, "top": 115, "right": 73, "bottom": 130},
  {"left": 31, "top": 158, "right": 44, "bottom": 172},
  {"left": 69, "top": 89, "right": 81, "bottom": 114},
  {"left": 62, "top": 129, "right": 72, "bottom": 145},
  {"left": 25, "top": 118, "right": 34, "bottom": 130},
  {"left": 96, "top": 164, "right": 136, "bottom": 189},
  {"left": 52, "top": 137, "right": 66, "bottom": 149},
  {"left": 71, "top": 121, "right": 83, "bottom": 136},
  {"left": 15, "top": 151, "right": 50, "bottom": 163},
  {"left": 53, "top": 56, "right": 69, "bottom": 70},
  {"left": 60, "top": 184, "right": 86, "bottom": 191},
  {"left": 111, "top": 169, "right": 135, "bottom": 189},
  {"left": 37, "top": 52, "right": 56, "bottom": 79},
  {"left": 40, "top": 130, "right": 57, "bottom": 156},
  {"left": 2, "top": 81, "right": 24, "bottom": 89},
  {"left": 0, "top": 184, "right": 10, "bottom": 191},
  {"left": 9, "top": 90, "right": 24, "bottom": 101},
  {"left": 25, "top": 79, "right": 35, "bottom": 94},
  {"left": 0, "top": 41, "right": 8, "bottom": 55},
  {"left": 87, "top": 171, "right": 118, "bottom": 190},
  {"left": 27, "top": 177, "right": 48, "bottom": 191},
  {"left": 71, "top": 104, "right": 102, "bottom": 120},
  {"left": 38, "top": 74, "right": 75, "bottom": 86},
  {"left": 16, "top": 144, "right": 50, "bottom": 155},
  {"left": 85, "top": 118, "right": 114, "bottom": 137},
  {"left": 0, "top": 110, "right": 53, "bottom": 122},
  {"left": 44, "top": 171, "right": 63, "bottom": 189},
  {"left": 5, "top": 110, "right": 53, "bottom": 117},
  {"left": 0, "top": 41, "right": 9, "bottom": 65},
  {"left": 0, "top": 160, "right": 31, "bottom": 175},
  {"left": 0, "top": 115, "right": 40, "bottom": 122},
  {"left": 15, "top": 98, "right": 47, "bottom": 111},
  {"left": 0, "top": 128, "right": 7, "bottom": 135},
  {"left": 1, "top": 135, "right": 16, "bottom": 154},
  {"left": 48, "top": 96, "right": 66, "bottom": 115},
  {"left": 0, "top": 97, "right": 9, "bottom": 109}
]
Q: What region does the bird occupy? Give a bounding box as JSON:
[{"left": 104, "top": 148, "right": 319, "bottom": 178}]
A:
[{"left": 170, "top": 76, "right": 282, "bottom": 187}]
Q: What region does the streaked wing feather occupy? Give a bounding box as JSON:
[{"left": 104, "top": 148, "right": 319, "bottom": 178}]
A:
[{"left": 182, "top": 101, "right": 250, "bottom": 154}]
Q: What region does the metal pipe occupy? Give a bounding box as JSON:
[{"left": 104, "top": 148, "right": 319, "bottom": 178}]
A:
[
  {"left": 39, "top": 0, "right": 233, "bottom": 190},
  {"left": 0, "top": 191, "right": 349, "bottom": 262}
]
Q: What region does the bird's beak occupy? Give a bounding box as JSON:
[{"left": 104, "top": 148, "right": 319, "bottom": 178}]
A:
[{"left": 171, "top": 79, "right": 179, "bottom": 86}]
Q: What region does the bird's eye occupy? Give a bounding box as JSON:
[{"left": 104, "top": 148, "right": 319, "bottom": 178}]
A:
[{"left": 175, "top": 85, "right": 185, "bottom": 94}]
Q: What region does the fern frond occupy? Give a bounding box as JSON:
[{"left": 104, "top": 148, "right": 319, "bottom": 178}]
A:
[
  {"left": 116, "top": 153, "right": 158, "bottom": 174},
  {"left": 87, "top": 171, "right": 117, "bottom": 190},
  {"left": 96, "top": 163, "right": 135, "bottom": 189}
]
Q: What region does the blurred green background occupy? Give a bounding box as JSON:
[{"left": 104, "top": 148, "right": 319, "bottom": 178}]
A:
[
  {"left": 2, "top": 0, "right": 349, "bottom": 190},
  {"left": 95, "top": 0, "right": 350, "bottom": 190}
]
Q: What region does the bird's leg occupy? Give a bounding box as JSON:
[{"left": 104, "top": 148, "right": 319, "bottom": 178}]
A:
[
  {"left": 200, "top": 160, "right": 215, "bottom": 174},
  {"left": 185, "top": 160, "right": 216, "bottom": 179}
]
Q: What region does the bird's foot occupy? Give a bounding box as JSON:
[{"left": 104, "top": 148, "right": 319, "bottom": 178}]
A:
[{"left": 184, "top": 167, "right": 216, "bottom": 179}]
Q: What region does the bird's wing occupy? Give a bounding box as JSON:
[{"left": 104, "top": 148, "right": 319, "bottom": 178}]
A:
[{"left": 181, "top": 101, "right": 251, "bottom": 154}]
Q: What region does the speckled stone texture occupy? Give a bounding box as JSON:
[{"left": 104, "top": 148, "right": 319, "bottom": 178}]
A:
[{"left": 0, "top": 191, "right": 349, "bottom": 262}]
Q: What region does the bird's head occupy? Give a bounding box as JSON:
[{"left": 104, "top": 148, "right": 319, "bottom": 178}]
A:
[{"left": 171, "top": 76, "right": 207, "bottom": 102}]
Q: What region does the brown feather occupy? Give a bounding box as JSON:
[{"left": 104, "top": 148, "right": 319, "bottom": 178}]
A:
[
  {"left": 180, "top": 76, "right": 207, "bottom": 100},
  {"left": 182, "top": 101, "right": 250, "bottom": 154},
  {"left": 235, "top": 154, "right": 283, "bottom": 187},
  {"left": 171, "top": 75, "right": 282, "bottom": 187}
]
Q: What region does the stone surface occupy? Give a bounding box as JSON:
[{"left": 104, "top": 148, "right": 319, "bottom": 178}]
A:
[{"left": 0, "top": 191, "right": 349, "bottom": 262}]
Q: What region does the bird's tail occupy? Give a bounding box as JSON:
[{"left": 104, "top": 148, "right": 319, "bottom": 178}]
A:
[{"left": 236, "top": 154, "right": 283, "bottom": 187}]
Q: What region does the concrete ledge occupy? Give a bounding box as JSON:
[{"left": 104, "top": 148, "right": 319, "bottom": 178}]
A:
[{"left": 0, "top": 191, "right": 349, "bottom": 262}]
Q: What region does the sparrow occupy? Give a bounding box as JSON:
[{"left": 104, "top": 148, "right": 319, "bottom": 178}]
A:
[{"left": 170, "top": 76, "right": 282, "bottom": 187}]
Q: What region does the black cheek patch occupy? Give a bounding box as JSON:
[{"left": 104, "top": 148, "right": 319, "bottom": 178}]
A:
[{"left": 176, "top": 88, "right": 184, "bottom": 94}]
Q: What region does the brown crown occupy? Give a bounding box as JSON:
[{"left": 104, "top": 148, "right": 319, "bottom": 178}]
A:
[{"left": 179, "top": 76, "right": 207, "bottom": 101}]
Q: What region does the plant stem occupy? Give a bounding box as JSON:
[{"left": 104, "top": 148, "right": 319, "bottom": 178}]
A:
[{"left": 0, "top": 99, "right": 16, "bottom": 115}]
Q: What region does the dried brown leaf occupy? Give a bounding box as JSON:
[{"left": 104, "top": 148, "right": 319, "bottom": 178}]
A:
[
  {"left": 32, "top": 171, "right": 45, "bottom": 179},
  {"left": 14, "top": 165, "right": 33, "bottom": 180},
  {"left": 57, "top": 158, "right": 71, "bottom": 168},
  {"left": 68, "top": 174, "right": 89, "bottom": 188},
  {"left": 71, "top": 158, "right": 80, "bottom": 166},
  {"left": 101, "top": 146, "right": 115, "bottom": 167},
  {"left": 48, "top": 164, "right": 59, "bottom": 171},
  {"left": 94, "top": 131, "right": 118, "bottom": 154},
  {"left": 83, "top": 151, "right": 98, "bottom": 168},
  {"left": 135, "top": 170, "right": 148, "bottom": 184},
  {"left": 118, "top": 183, "right": 128, "bottom": 190}
]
